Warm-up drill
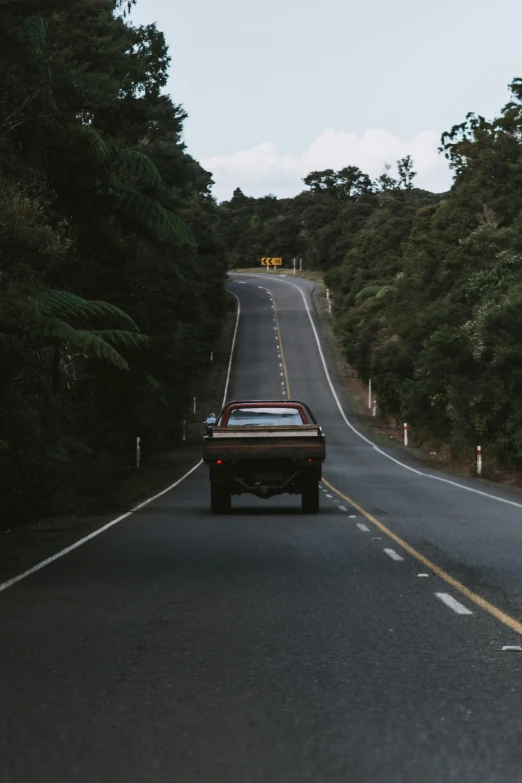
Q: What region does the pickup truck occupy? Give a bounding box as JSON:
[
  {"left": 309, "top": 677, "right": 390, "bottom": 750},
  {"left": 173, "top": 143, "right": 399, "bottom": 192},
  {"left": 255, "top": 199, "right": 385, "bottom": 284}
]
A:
[{"left": 202, "top": 400, "right": 326, "bottom": 514}]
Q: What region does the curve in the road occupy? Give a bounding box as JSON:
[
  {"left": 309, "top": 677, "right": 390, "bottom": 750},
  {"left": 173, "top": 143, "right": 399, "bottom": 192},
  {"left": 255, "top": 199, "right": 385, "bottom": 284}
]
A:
[
  {"left": 241, "top": 272, "right": 522, "bottom": 637},
  {"left": 241, "top": 273, "right": 522, "bottom": 511}
]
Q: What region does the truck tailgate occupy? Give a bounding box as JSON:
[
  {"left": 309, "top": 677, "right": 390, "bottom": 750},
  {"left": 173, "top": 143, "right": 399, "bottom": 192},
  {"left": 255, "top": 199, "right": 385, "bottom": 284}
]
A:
[{"left": 203, "top": 425, "right": 326, "bottom": 461}]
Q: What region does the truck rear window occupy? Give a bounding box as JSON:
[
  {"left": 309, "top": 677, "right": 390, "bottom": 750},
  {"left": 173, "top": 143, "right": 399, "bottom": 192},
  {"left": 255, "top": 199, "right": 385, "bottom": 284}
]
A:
[{"left": 225, "top": 407, "right": 304, "bottom": 427}]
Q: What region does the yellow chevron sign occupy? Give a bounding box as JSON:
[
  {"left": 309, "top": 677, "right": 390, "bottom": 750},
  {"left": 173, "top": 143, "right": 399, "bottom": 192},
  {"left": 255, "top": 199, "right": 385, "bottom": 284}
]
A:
[{"left": 261, "top": 257, "right": 283, "bottom": 266}]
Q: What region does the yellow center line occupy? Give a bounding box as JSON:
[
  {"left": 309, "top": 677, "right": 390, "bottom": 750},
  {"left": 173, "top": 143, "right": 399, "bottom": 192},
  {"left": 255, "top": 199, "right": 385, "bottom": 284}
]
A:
[
  {"left": 322, "top": 477, "right": 522, "bottom": 636},
  {"left": 262, "top": 285, "right": 291, "bottom": 397},
  {"left": 264, "top": 279, "right": 522, "bottom": 635}
]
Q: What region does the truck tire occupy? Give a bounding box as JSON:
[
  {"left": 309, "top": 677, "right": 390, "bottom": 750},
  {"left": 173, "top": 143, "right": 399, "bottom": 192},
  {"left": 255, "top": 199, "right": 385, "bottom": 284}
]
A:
[
  {"left": 211, "top": 484, "right": 231, "bottom": 514},
  {"left": 302, "top": 484, "right": 319, "bottom": 514}
]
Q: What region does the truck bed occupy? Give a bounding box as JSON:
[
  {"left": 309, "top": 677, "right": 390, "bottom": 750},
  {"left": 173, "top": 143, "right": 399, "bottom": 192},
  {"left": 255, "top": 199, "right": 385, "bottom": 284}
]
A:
[{"left": 203, "top": 425, "right": 326, "bottom": 461}]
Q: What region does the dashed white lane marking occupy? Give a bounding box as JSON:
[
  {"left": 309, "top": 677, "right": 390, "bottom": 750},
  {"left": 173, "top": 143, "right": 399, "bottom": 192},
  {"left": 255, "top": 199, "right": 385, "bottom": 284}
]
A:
[
  {"left": 333, "top": 499, "right": 340, "bottom": 503},
  {"left": 247, "top": 274, "right": 522, "bottom": 511},
  {"left": 280, "top": 372, "right": 284, "bottom": 376},
  {"left": 357, "top": 523, "right": 370, "bottom": 532},
  {"left": 325, "top": 493, "right": 333, "bottom": 498},
  {"left": 384, "top": 548, "right": 404, "bottom": 562},
  {"left": 238, "top": 281, "right": 247, "bottom": 284},
  {"left": 339, "top": 506, "right": 347, "bottom": 511},
  {"left": 279, "top": 363, "right": 283, "bottom": 368},
  {"left": 435, "top": 593, "right": 473, "bottom": 615}
]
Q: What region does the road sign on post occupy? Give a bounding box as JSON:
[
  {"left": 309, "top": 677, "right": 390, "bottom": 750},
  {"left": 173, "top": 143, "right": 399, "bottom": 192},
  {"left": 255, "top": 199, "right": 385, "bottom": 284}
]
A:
[{"left": 261, "top": 258, "right": 283, "bottom": 266}]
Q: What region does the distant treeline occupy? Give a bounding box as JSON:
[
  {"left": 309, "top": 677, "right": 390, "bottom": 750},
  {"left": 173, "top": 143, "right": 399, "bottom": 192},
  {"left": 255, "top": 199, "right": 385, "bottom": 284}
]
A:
[
  {"left": 218, "top": 81, "right": 522, "bottom": 468},
  {"left": 0, "top": 0, "right": 228, "bottom": 522}
]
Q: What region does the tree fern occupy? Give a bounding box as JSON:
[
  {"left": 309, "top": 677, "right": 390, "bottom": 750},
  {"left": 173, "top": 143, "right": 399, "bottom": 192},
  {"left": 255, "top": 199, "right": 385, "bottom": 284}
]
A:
[
  {"left": 40, "top": 291, "right": 140, "bottom": 331},
  {"left": 36, "top": 291, "right": 149, "bottom": 378},
  {"left": 111, "top": 148, "right": 164, "bottom": 189},
  {"left": 73, "top": 124, "right": 110, "bottom": 165},
  {"left": 92, "top": 330, "right": 149, "bottom": 350},
  {"left": 45, "top": 319, "right": 130, "bottom": 370},
  {"left": 113, "top": 186, "right": 196, "bottom": 246},
  {"left": 355, "top": 285, "right": 383, "bottom": 302},
  {"left": 375, "top": 285, "right": 395, "bottom": 300},
  {"left": 24, "top": 16, "right": 47, "bottom": 58},
  {"left": 60, "top": 302, "right": 140, "bottom": 332},
  {"left": 40, "top": 290, "right": 86, "bottom": 314}
]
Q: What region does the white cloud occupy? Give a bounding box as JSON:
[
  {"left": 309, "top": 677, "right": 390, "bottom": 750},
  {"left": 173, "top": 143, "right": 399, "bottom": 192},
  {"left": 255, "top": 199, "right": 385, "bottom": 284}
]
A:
[{"left": 202, "top": 128, "right": 453, "bottom": 202}]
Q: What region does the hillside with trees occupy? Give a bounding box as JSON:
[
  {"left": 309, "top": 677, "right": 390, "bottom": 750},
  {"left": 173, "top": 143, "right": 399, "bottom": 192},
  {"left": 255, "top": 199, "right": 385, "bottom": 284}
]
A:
[
  {"left": 219, "top": 81, "right": 522, "bottom": 471},
  {"left": 0, "top": 0, "right": 228, "bottom": 522}
]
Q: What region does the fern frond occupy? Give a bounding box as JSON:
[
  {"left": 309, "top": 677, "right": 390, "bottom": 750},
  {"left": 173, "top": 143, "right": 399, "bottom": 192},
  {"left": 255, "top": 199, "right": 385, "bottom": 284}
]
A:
[
  {"left": 45, "top": 319, "right": 129, "bottom": 370},
  {"left": 375, "top": 285, "right": 395, "bottom": 300},
  {"left": 145, "top": 374, "right": 161, "bottom": 388},
  {"left": 24, "top": 16, "right": 47, "bottom": 57},
  {"left": 74, "top": 124, "right": 110, "bottom": 164},
  {"left": 355, "top": 285, "right": 383, "bottom": 302},
  {"left": 112, "top": 148, "right": 164, "bottom": 189},
  {"left": 39, "top": 290, "right": 86, "bottom": 314},
  {"left": 39, "top": 291, "right": 140, "bottom": 331},
  {"left": 92, "top": 330, "right": 149, "bottom": 349},
  {"left": 113, "top": 186, "right": 196, "bottom": 246},
  {"left": 60, "top": 302, "right": 140, "bottom": 332}
]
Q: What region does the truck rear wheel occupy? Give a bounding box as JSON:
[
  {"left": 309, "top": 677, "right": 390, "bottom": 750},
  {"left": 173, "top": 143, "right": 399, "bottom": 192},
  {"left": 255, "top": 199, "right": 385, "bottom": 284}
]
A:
[
  {"left": 211, "top": 484, "right": 231, "bottom": 514},
  {"left": 302, "top": 484, "right": 319, "bottom": 514}
]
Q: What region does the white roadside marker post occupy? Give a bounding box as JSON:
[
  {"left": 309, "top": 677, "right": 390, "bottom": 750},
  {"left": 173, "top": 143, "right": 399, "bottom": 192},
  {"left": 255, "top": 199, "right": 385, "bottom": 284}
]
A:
[
  {"left": 182, "top": 421, "right": 186, "bottom": 442},
  {"left": 299, "top": 258, "right": 302, "bottom": 271},
  {"left": 326, "top": 288, "right": 330, "bottom": 300},
  {"left": 210, "top": 351, "right": 213, "bottom": 362},
  {"left": 372, "top": 399, "right": 377, "bottom": 417},
  {"left": 136, "top": 436, "right": 141, "bottom": 469},
  {"left": 404, "top": 423, "right": 408, "bottom": 447},
  {"left": 477, "top": 445, "right": 482, "bottom": 476},
  {"left": 293, "top": 258, "right": 296, "bottom": 275},
  {"left": 368, "top": 378, "right": 372, "bottom": 410},
  {"left": 193, "top": 397, "right": 196, "bottom": 415}
]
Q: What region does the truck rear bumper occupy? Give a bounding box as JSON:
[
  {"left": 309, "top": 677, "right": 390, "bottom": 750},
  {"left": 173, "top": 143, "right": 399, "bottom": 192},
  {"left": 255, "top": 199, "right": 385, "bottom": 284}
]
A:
[{"left": 208, "top": 462, "right": 322, "bottom": 499}]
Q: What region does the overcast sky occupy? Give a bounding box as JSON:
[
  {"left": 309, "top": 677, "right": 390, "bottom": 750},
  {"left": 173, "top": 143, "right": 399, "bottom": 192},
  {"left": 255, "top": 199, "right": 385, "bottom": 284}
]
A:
[{"left": 130, "top": 0, "right": 522, "bottom": 202}]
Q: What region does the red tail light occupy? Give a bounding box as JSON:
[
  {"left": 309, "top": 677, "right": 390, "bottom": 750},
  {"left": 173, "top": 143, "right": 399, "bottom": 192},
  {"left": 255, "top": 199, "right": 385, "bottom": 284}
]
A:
[
  {"left": 307, "top": 458, "right": 313, "bottom": 463},
  {"left": 216, "top": 459, "right": 223, "bottom": 465}
]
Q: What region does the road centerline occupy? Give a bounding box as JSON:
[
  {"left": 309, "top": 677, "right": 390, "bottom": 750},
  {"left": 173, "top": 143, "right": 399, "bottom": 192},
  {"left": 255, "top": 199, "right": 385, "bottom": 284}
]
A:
[{"left": 322, "top": 477, "right": 522, "bottom": 635}]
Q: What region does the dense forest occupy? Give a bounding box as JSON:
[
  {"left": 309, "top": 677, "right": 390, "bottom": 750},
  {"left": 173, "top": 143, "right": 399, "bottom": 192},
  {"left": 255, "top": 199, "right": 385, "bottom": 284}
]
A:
[
  {"left": 219, "top": 81, "right": 522, "bottom": 470},
  {"left": 4, "top": 1, "right": 522, "bottom": 527},
  {"left": 0, "top": 0, "right": 228, "bottom": 522}
]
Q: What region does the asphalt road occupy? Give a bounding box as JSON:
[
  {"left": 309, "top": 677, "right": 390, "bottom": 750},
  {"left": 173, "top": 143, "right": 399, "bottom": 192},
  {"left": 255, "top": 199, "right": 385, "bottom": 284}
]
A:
[{"left": 2, "top": 274, "right": 522, "bottom": 782}]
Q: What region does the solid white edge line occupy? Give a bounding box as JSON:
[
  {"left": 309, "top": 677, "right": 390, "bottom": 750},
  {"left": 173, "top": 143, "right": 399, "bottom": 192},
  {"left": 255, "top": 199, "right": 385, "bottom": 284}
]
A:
[
  {"left": 435, "top": 592, "right": 473, "bottom": 615},
  {"left": 0, "top": 291, "right": 243, "bottom": 595},
  {"left": 384, "top": 548, "right": 404, "bottom": 561},
  {"left": 0, "top": 461, "right": 204, "bottom": 595},
  {"left": 233, "top": 273, "right": 522, "bottom": 511}
]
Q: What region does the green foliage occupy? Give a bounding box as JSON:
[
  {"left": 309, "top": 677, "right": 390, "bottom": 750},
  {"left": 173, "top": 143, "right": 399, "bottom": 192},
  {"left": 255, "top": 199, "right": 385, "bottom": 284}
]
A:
[
  {"left": 216, "top": 78, "right": 522, "bottom": 469},
  {"left": 0, "top": 0, "right": 227, "bottom": 523}
]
